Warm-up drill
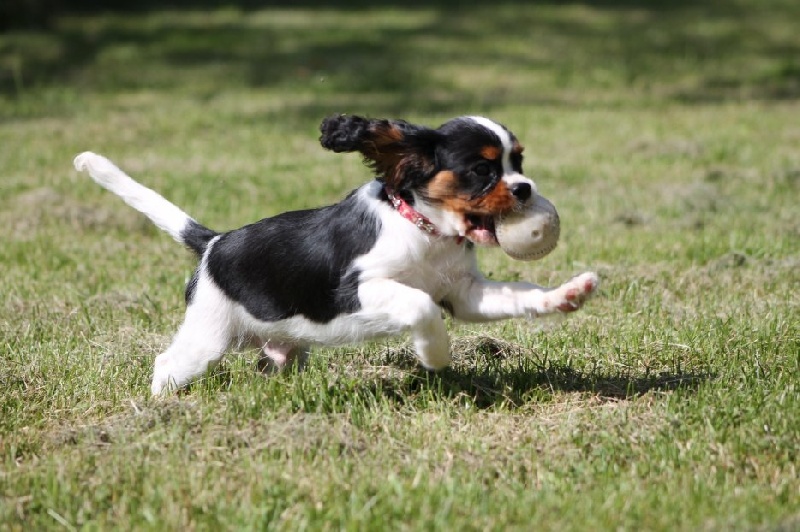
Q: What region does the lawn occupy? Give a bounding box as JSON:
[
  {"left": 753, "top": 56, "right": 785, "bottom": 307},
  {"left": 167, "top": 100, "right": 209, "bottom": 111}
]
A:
[{"left": 1, "top": 1, "right": 798, "bottom": 529}]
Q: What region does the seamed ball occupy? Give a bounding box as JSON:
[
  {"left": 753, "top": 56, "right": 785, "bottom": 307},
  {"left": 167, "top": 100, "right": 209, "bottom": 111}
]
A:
[{"left": 495, "top": 194, "right": 561, "bottom": 261}]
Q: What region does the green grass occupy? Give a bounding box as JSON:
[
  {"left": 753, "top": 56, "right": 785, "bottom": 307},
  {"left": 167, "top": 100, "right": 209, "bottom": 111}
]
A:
[{"left": 1, "top": 1, "right": 799, "bottom": 529}]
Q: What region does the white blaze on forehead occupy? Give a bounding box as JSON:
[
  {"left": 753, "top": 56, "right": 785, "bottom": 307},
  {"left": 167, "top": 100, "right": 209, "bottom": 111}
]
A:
[
  {"left": 467, "top": 116, "right": 514, "bottom": 174},
  {"left": 468, "top": 116, "right": 536, "bottom": 193},
  {"left": 467, "top": 116, "right": 513, "bottom": 149}
]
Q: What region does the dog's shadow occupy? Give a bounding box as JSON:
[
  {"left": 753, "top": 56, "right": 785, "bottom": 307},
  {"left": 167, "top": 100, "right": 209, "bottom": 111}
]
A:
[
  {"left": 390, "top": 365, "right": 709, "bottom": 409},
  {"left": 363, "top": 336, "right": 711, "bottom": 409},
  {"left": 209, "top": 336, "right": 710, "bottom": 409}
]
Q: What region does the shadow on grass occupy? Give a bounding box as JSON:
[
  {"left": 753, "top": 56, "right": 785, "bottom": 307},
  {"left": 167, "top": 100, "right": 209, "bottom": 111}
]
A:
[
  {"left": 193, "top": 336, "right": 712, "bottom": 413},
  {"left": 3, "top": 0, "right": 799, "bottom": 110},
  {"left": 432, "top": 365, "right": 709, "bottom": 407},
  {"left": 378, "top": 363, "right": 710, "bottom": 410},
  {"left": 355, "top": 336, "right": 713, "bottom": 409}
]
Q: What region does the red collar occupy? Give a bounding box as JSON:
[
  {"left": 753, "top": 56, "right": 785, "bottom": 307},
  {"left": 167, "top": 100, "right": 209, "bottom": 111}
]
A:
[
  {"left": 385, "top": 187, "right": 465, "bottom": 245},
  {"left": 385, "top": 187, "right": 441, "bottom": 236}
]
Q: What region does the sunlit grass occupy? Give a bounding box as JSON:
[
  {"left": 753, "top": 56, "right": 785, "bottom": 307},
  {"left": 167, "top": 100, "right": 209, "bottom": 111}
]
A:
[{"left": 1, "top": 1, "right": 799, "bottom": 530}]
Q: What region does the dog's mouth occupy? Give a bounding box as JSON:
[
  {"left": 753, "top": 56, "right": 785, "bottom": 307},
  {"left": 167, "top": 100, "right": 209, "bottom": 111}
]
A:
[{"left": 464, "top": 213, "right": 498, "bottom": 245}]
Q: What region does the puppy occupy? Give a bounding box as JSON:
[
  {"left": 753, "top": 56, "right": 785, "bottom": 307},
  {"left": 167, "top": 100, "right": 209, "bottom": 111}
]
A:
[{"left": 74, "top": 115, "right": 598, "bottom": 395}]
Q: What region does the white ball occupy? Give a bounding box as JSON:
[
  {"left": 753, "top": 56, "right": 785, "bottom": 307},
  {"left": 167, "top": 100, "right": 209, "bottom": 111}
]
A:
[{"left": 495, "top": 194, "right": 560, "bottom": 261}]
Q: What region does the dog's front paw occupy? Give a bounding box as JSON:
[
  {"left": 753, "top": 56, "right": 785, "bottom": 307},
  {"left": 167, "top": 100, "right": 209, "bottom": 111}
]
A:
[{"left": 552, "top": 272, "right": 599, "bottom": 312}]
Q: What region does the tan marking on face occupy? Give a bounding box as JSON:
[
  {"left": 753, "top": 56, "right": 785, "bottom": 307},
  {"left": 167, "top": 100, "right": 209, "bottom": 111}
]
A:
[
  {"left": 512, "top": 142, "right": 524, "bottom": 154},
  {"left": 424, "top": 171, "right": 517, "bottom": 215},
  {"left": 481, "top": 145, "right": 502, "bottom": 160}
]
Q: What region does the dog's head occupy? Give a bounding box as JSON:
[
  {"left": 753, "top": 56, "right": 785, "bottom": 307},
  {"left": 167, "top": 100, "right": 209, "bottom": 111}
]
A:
[{"left": 320, "top": 114, "right": 536, "bottom": 246}]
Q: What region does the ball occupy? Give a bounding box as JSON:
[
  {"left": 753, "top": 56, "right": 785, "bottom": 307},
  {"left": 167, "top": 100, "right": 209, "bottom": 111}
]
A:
[{"left": 495, "top": 194, "right": 561, "bottom": 261}]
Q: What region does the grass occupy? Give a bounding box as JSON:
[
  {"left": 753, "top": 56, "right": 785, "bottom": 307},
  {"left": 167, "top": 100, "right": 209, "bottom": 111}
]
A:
[{"left": 1, "top": 0, "right": 799, "bottom": 529}]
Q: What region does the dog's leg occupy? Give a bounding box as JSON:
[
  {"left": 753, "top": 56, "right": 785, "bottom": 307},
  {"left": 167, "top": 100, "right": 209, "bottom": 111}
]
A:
[
  {"left": 151, "top": 314, "right": 232, "bottom": 395},
  {"left": 151, "top": 322, "right": 231, "bottom": 395},
  {"left": 256, "top": 341, "right": 310, "bottom": 374},
  {"left": 359, "top": 279, "right": 451, "bottom": 370},
  {"left": 444, "top": 271, "right": 599, "bottom": 322},
  {"left": 151, "top": 278, "right": 234, "bottom": 395}
]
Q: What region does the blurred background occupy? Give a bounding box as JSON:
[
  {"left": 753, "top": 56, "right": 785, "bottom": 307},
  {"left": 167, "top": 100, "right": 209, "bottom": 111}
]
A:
[
  {"left": 2, "top": 0, "right": 799, "bottom": 273},
  {"left": 3, "top": 0, "right": 799, "bottom": 113}
]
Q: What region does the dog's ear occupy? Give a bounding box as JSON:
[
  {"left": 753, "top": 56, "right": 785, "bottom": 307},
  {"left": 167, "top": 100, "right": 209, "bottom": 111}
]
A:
[{"left": 319, "top": 114, "right": 440, "bottom": 189}]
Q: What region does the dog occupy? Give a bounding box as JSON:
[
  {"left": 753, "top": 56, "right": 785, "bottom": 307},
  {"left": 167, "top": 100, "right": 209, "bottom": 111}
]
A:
[{"left": 74, "top": 114, "right": 598, "bottom": 395}]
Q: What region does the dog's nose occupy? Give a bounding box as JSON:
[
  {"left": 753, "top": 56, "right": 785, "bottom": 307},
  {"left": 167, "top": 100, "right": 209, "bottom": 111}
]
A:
[{"left": 510, "top": 182, "right": 532, "bottom": 202}]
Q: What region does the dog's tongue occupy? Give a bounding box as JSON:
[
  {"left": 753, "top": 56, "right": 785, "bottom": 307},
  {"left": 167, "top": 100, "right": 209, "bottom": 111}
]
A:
[
  {"left": 464, "top": 215, "right": 498, "bottom": 245},
  {"left": 467, "top": 227, "right": 497, "bottom": 245}
]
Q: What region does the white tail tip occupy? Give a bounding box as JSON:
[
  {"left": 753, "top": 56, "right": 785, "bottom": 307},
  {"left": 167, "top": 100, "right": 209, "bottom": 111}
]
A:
[
  {"left": 73, "top": 151, "right": 130, "bottom": 188},
  {"left": 73, "top": 151, "right": 100, "bottom": 172}
]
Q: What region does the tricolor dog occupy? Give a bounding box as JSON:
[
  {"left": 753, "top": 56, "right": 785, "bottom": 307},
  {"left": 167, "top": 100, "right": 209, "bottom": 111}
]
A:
[{"left": 74, "top": 115, "right": 598, "bottom": 395}]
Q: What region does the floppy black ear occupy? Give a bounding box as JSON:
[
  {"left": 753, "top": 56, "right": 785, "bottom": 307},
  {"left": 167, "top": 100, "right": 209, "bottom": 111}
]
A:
[
  {"left": 319, "top": 114, "right": 381, "bottom": 153},
  {"left": 319, "top": 114, "right": 441, "bottom": 187}
]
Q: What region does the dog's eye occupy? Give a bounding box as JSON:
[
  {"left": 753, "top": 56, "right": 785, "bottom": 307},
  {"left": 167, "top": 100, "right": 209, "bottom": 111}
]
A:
[{"left": 473, "top": 162, "right": 493, "bottom": 177}]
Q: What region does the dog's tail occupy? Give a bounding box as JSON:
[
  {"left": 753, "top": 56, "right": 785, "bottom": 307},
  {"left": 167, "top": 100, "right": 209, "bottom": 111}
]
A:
[{"left": 73, "top": 152, "right": 218, "bottom": 256}]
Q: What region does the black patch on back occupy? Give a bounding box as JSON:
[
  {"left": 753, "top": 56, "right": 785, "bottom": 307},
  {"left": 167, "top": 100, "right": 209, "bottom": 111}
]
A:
[
  {"left": 181, "top": 220, "right": 218, "bottom": 256},
  {"left": 206, "top": 190, "right": 380, "bottom": 323}
]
